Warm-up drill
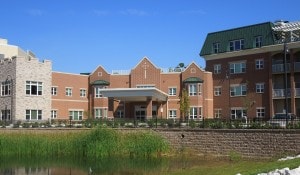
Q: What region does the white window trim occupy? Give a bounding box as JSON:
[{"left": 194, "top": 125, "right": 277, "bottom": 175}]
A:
[
  {"left": 256, "top": 107, "right": 265, "bottom": 118},
  {"left": 256, "top": 83, "right": 265, "bottom": 93},
  {"left": 51, "top": 86, "right": 58, "bottom": 96},
  {"left": 168, "top": 87, "right": 177, "bottom": 96},
  {"left": 230, "top": 84, "right": 247, "bottom": 97},
  {"left": 255, "top": 59, "right": 264, "bottom": 70},
  {"left": 214, "top": 86, "right": 222, "bottom": 96},
  {"left": 214, "top": 64, "right": 221, "bottom": 74},
  {"left": 230, "top": 61, "right": 246, "bottom": 74},
  {"left": 80, "top": 88, "right": 87, "bottom": 97},
  {"left": 65, "top": 87, "right": 73, "bottom": 97},
  {"left": 168, "top": 109, "right": 177, "bottom": 118}
]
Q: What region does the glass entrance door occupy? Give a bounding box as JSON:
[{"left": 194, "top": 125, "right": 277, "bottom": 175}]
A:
[{"left": 135, "top": 105, "right": 146, "bottom": 121}]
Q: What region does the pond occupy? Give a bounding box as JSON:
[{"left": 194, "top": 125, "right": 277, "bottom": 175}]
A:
[{"left": 0, "top": 155, "right": 231, "bottom": 175}]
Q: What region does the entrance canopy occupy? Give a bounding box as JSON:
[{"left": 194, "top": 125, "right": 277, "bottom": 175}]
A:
[{"left": 100, "top": 88, "right": 168, "bottom": 102}]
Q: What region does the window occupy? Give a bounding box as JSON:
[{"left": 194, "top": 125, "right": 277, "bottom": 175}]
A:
[
  {"left": 198, "top": 84, "right": 202, "bottom": 95},
  {"left": 94, "top": 108, "right": 107, "bottom": 118},
  {"left": 51, "top": 87, "right": 57, "bottom": 96},
  {"left": 255, "top": 59, "right": 264, "bottom": 69},
  {"left": 1, "top": 110, "right": 10, "bottom": 120},
  {"left": 1, "top": 81, "right": 11, "bottom": 96},
  {"left": 213, "top": 42, "right": 220, "bottom": 53},
  {"left": 169, "top": 110, "right": 177, "bottom": 118},
  {"left": 51, "top": 110, "right": 57, "bottom": 119},
  {"left": 230, "top": 62, "right": 246, "bottom": 74},
  {"left": 231, "top": 108, "right": 247, "bottom": 119},
  {"left": 229, "top": 39, "right": 244, "bottom": 51},
  {"left": 214, "top": 109, "right": 222, "bottom": 118},
  {"left": 26, "top": 110, "right": 42, "bottom": 120},
  {"left": 80, "top": 89, "right": 86, "bottom": 97},
  {"left": 189, "top": 107, "right": 198, "bottom": 119},
  {"left": 214, "top": 64, "right": 221, "bottom": 74},
  {"left": 256, "top": 83, "right": 265, "bottom": 93},
  {"left": 188, "top": 84, "right": 197, "bottom": 96},
  {"left": 95, "top": 86, "right": 106, "bottom": 98},
  {"left": 168, "top": 87, "right": 177, "bottom": 96},
  {"left": 214, "top": 86, "right": 222, "bottom": 96},
  {"left": 26, "top": 81, "right": 42, "bottom": 96},
  {"left": 69, "top": 110, "right": 83, "bottom": 120},
  {"left": 255, "top": 36, "right": 262, "bottom": 48},
  {"left": 230, "top": 84, "right": 247, "bottom": 96},
  {"left": 65, "top": 88, "right": 72, "bottom": 96},
  {"left": 256, "top": 107, "right": 265, "bottom": 118},
  {"left": 116, "top": 110, "right": 124, "bottom": 118}
]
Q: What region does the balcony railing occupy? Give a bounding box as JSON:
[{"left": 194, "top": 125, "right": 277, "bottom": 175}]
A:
[
  {"left": 295, "top": 62, "right": 300, "bottom": 72},
  {"left": 272, "top": 63, "right": 290, "bottom": 73},
  {"left": 273, "top": 88, "right": 291, "bottom": 98},
  {"left": 296, "top": 88, "right": 300, "bottom": 97}
]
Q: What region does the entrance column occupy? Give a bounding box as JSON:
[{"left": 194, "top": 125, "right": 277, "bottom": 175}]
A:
[{"left": 146, "top": 97, "right": 153, "bottom": 119}]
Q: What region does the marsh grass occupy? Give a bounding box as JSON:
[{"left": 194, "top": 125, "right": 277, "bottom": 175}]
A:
[{"left": 0, "top": 128, "right": 169, "bottom": 159}]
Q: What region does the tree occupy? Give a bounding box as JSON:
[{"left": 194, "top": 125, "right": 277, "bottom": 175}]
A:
[{"left": 180, "top": 88, "right": 190, "bottom": 122}]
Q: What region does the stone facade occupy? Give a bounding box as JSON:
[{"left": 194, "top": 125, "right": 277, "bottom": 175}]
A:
[
  {"left": 156, "top": 129, "right": 300, "bottom": 158},
  {"left": 0, "top": 39, "right": 52, "bottom": 123}
]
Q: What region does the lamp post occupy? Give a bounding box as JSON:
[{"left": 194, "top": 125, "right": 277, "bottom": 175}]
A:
[
  {"left": 226, "top": 69, "right": 231, "bottom": 120},
  {"left": 283, "top": 42, "right": 289, "bottom": 128}
]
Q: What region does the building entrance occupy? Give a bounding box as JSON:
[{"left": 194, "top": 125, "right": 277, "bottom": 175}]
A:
[{"left": 135, "top": 105, "right": 146, "bottom": 121}]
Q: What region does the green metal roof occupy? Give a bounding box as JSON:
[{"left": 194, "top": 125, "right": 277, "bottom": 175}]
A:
[
  {"left": 91, "top": 80, "right": 110, "bottom": 86},
  {"left": 200, "top": 22, "right": 275, "bottom": 56},
  {"left": 183, "top": 77, "right": 204, "bottom": 83}
]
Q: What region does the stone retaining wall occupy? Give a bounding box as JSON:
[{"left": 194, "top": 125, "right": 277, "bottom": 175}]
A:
[{"left": 154, "top": 129, "right": 300, "bottom": 158}]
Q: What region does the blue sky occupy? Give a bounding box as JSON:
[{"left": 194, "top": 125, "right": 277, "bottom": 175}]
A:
[{"left": 1, "top": 0, "right": 299, "bottom": 73}]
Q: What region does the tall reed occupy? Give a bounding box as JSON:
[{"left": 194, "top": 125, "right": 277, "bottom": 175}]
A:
[{"left": 0, "top": 128, "right": 169, "bottom": 159}]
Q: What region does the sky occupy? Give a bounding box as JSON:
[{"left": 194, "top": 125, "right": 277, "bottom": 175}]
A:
[{"left": 1, "top": 0, "right": 299, "bottom": 74}]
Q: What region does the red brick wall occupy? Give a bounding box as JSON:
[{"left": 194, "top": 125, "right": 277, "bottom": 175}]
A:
[{"left": 51, "top": 72, "right": 89, "bottom": 119}]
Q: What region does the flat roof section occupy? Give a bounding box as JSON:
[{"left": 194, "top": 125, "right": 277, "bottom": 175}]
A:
[{"left": 99, "top": 88, "right": 168, "bottom": 102}]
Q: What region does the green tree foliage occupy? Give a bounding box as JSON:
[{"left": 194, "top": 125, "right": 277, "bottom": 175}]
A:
[{"left": 180, "top": 88, "right": 190, "bottom": 121}]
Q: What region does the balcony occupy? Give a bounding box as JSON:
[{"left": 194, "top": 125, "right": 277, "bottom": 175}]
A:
[
  {"left": 272, "top": 88, "right": 291, "bottom": 98},
  {"left": 295, "top": 62, "right": 300, "bottom": 72},
  {"left": 296, "top": 88, "right": 300, "bottom": 97},
  {"left": 272, "top": 63, "right": 290, "bottom": 73}
]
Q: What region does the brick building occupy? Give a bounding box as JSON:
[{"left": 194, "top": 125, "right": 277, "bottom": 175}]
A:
[
  {"left": 200, "top": 20, "right": 300, "bottom": 120},
  {"left": 0, "top": 38, "right": 213, "bottom": 123}
]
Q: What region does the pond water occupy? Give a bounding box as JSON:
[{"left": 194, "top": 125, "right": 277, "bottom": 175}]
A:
[{"left": 0, "top": 155, "right": 229, "bottom": 175}]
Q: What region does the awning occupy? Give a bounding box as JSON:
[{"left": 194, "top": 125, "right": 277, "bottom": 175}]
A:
[
  {"left": 99, "top": 88, "right": 168, "bottom": 102},
  {"left": 183, "top": 77, "right": 204, "bottom": 83},
  {"left": 91, "top": 80, "right": 110, "bottom": 86}
]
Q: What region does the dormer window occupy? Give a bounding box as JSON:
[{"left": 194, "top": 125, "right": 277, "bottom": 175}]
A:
[
  {"left": 255, "top": 36, "right": 262, "bottom": 48},
  {"left": 212, "top": 42, "right": 220, "bottom": 53},
  {"left": 229, "top": 39, "right": 244, "bottom": 51}
]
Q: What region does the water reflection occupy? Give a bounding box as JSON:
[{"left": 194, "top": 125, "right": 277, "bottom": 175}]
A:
[{"left": 0, "top": 156, "right": 222, "bottom": 175}]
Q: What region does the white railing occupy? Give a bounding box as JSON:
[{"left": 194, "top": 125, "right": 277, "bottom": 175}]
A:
[
  {"left": 161, "top": 67, "right": 185, "bottom": 73},
  {"left": 273, "top": 88, "right": 291, "bottom": 97},
  {"left": 111, "top": 70, "right": 131, "bottom": 75},
  {"left": 272, "top": 63, "right": 290, "bottom": 73}
]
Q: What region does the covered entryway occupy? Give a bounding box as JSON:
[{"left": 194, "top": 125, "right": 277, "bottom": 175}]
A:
[{"left": 99, "top": 88, "right": 168, "bottom": 119}]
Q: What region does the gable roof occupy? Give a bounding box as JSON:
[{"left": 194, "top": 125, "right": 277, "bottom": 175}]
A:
[
  {"left": 200, "top": 22, "right": 275, "bottom": 56},
  {"left": 132, "top": 56, "right": 159, "bottom": 70}
]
